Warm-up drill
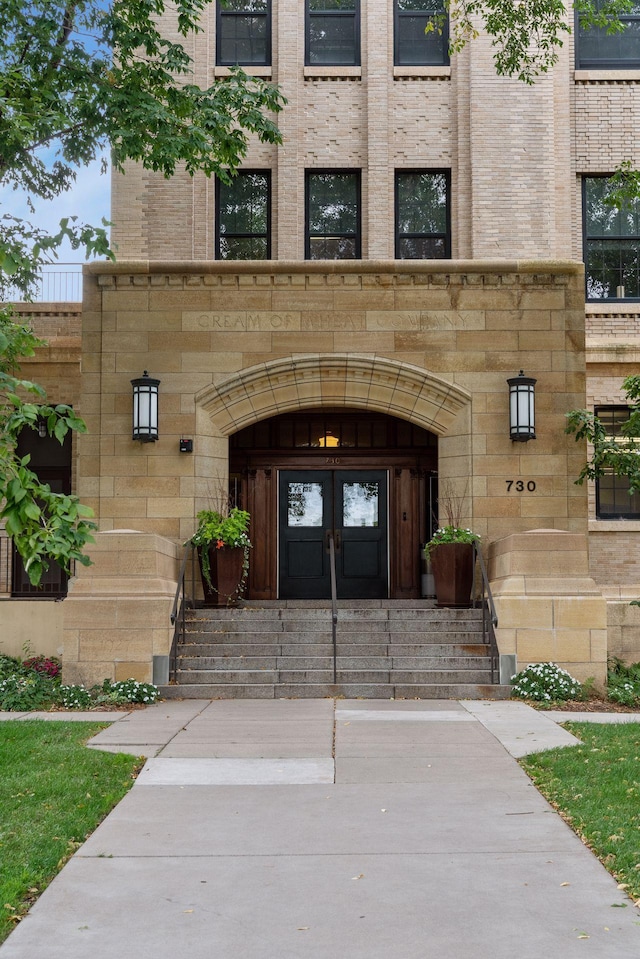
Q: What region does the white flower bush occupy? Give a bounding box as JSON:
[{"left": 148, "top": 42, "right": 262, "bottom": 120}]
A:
[
  {"left": 511, "top": 662, "right": 582, "bottom": 702},
  {"left": 108, "top": 679, "right": 159, "bottom": 704},
  {"left": 59, "top": 684, "right": 92, "bottom": 709}
]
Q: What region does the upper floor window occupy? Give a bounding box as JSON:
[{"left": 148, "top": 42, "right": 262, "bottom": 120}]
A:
[
  {"left": 395, "top": 171, "right": 451, "bottom": 258},
  {"left": 305, "top": 0, "right": 360, "bottom": 66},
  {"left": 216, "top": 171, "right": 271, "bottom": 259},
  {"left": 595, "top": 406, "right": 640, "bottom": 519},
  {"left": 583, "top": 176, "right": 640, "bottom": 300},
  {"left": 306, "top": 171, "right": 361, "bottom": 259},
  {"left": 576, "top": 0, "right": 640, "bottom": 68},
  {"left": 216, "top": 0, "right": 271, "bottom": 66},
  {"left": 394, "top": 0, "right": 449, "bottom": 66}
]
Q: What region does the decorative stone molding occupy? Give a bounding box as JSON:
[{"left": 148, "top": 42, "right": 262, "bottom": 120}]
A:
[{"left": 196, "top": 353, "right": 471, "bottom": 436}]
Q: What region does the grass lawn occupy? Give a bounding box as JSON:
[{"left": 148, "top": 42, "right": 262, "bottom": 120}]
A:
[
  {"left": 0, "top": 721, "right": 142, "bottom": 943},
  {"left": 522, "top": 722, "right": 640, "bottom": 905}
]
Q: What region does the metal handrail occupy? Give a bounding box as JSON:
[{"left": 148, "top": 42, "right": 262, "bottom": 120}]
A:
[
  {"left": 473, "top": 544, "right": 500, "bottom": 683},
  {"left": 328, "top": 532, "right": 338, "bottom": 684},
  {"left": 169, "top": 542, "right": 195, "bottom": 683}
]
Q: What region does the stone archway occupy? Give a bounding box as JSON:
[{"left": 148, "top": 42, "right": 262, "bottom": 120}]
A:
[
  {"left": 195, "top": 353, "right": 471, "bottom": 436},
  {"left": 195, "top": 355, "right": 472, "bottom": 600}
]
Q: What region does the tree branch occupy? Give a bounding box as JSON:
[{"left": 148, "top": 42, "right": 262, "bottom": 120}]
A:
[{"left": 48, "top": 1, "right": 79, "bottom": 74}]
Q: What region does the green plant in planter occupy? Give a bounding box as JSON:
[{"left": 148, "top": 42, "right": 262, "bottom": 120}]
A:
[
  {"left": 424, "top": 525, "right": 479, "bottom": 556},
  {"left": 189, "top": 507, "right": 251, "bottom": 596}
]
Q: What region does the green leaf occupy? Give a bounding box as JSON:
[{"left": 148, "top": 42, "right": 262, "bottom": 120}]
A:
[{"left": 23, "top": 502, "right": 41, "bottom": 521}]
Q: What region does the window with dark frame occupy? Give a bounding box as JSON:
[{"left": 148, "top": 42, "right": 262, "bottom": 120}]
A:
[
  {"left": 216, "top": 171, "right": 271, "bottom": 260},
  {"left": 583, "top": 176, "right": 640, "bottom": 301},
  {"left": 395, "top": 170, "right": 451, "bottom": 259},
  {"left": 216, "top": 0, "right": 271, "bottom": 66},
  {"left": 394, "top": 0, "right": 449, "bottom": 66},
  {"left": 576, "top": 0, "right": 640, "bottom": 69},
  {"left": 305, "top": 171, "right": 361, "bottom": 259},
  {"left": 305, "top": 0, "right": 360, "bottom": 66},
  {"left": 595, "top": 407, "right": 640, "bottom": 519}
]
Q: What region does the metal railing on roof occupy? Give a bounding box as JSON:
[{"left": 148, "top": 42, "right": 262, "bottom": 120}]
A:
[{"left": 2, "top": 264, "right": 83, "bottom": 304}]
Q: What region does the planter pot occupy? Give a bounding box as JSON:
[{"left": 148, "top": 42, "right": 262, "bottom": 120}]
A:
[
  {"left": 429, "top": 542, "right": 475, "bottom": 608},
  {"left": 198, "top": 545, "right": 246, "bottom": 607}
]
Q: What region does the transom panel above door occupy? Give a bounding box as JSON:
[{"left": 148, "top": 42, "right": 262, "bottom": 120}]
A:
[{"left": 279, "top": 469, "right": 388, "bottom": 599}]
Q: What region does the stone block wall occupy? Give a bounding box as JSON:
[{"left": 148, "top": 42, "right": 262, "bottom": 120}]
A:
[
  {"left": 78, "top": 259, "right": 587, "bottom": 551},
  {"left": 62, "top": 531, "right": 179, "bottom": 686},
  {"left": 489, "top": 530, "right": 608, "bottom": 684}
]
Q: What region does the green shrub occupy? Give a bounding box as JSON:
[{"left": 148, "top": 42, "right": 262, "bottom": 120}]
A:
[
  {"left": 0, "top": 655, "right": 23, "bottom": 680},
  {"left": 607, "top": 657, "right": 640, "bottom": 707},
  {"left": 0, "top": 657, "right": 160, "bottom": 711},
  {"left": 0, "top": 673, "right": 59, "bottom": 711},
  {"left": 511, "top": 662, "right": 583, "bottom": 702}
]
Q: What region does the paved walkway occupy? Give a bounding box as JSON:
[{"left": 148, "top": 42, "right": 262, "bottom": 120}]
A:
[{"left": 1, "top": 700, "right": 639, "bottom": 958}]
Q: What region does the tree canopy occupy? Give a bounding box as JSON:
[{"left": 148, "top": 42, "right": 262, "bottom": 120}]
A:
[
  {"left": 0, "top": 0, "right": 285, "bottom": 298},
  {"left": 0, "top": 1, "right": 285, "bottom": 583},
  {"left": 0, "top": 312, "right": 97, "bottom": 584},
  {"left": 445, "top": 0, "right": 639, "bottom": 84},
  {"left": 566, "top": 376, "right": 640, "bottom": 494}
]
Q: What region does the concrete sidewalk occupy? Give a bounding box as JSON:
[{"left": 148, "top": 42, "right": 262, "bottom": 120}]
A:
[{"left": 1, "top": 700, "right": 639, "bottom": 958}]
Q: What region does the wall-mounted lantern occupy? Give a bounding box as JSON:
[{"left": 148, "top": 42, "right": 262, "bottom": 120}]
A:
[
  {"left": 131, "top": 371, "right": 160, "bottom": 443},
  {"left": 507, "top": 370, "right": 536, "bottom": 442}
]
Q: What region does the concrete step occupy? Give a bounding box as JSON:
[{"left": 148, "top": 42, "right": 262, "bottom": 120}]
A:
[
  {"left": 186, "top": 607, "right": 484, "bottom": 625},
  {"left": 179, "top": 643, "right": 336, "bottom": 658},
  {"left": 389, "top": 643, "right": 488, "bottom": 657},
  {"left": 180, "top": 654, "right": 492, "bottom": 671},
  {"left": 183, "top": 627, "right": 485, "bottom": 643},
  {"left": 170, "top": 602, "right": 500, "bottom": 700},
  {"left": 160, "top": 682, "right": 511, "bottom": 700},
  {"left": 184, "top": 630, "right": 333, "bottom": 644},
  {"left": 177, "top": 666, "right": 494, "bottom": 685}
]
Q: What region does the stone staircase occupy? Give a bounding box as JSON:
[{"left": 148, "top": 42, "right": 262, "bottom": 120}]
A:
[{"left": 160, "top": 601, "right": 511, "bottom": 700}]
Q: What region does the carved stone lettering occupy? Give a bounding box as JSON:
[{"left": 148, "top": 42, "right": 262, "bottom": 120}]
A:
[
  {"left": 183, "top": 311, "right": 247, "bottom": 331},
  {"left": 247, "top": 312, "right": 301, "bottom": 331},
  {"left": 366, "top": 311, "right": 420, "bottom": 330},
  {"left": 302, "top": 312, "right": 364, "bottom": 331},
  {"left": 420, "top": 311, "right": 486, "bottom": 330}
]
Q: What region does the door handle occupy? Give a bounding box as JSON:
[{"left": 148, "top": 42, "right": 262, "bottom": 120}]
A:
[{"left": 325, "top": 530, "right": 341, "bottom": 551}]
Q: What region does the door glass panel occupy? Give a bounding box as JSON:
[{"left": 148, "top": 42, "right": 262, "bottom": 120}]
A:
[
  {"left": 342, "top": 482, "right": 379, "bottom": 527},
  {"left": 287, "top": 482, "right": 324, "bottom": 526}
]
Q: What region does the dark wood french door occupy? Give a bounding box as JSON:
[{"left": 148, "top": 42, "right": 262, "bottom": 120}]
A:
[{"left": 278, "top": 470, "right": 388, "bottom": 599}]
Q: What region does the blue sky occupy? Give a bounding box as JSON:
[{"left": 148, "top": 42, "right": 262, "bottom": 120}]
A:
[{"left": 1, "top": 157, "right": 110, "bottom": 266}]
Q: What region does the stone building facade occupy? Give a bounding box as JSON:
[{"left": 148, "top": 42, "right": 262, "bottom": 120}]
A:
[{"left": 5, "top": 0, "right": 640, "bottom": 688}]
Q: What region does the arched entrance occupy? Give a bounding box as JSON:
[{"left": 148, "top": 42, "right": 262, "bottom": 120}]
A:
[
  {"left": 196, "top": 354, "right": 472, "bottom": 600},
  {"left": 230, "top": 409, "right": 438, "bottom": 600}
]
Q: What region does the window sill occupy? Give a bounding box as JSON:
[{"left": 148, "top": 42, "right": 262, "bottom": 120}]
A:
[
  {"left": 303, "top": 66, "right": 361, "bottom": 78},
  {"left": 589, "top": 519, "right": 640, "bottom": 531},
  {"left": 214, "top": 66, "right": 272, "bottom": 78},
  {"left": 393, "top": 66, "right": 451, "bottom": 78},
  {"left": 575, "top": 69, "right": 640, "bottom": 81},
  {"left": 586, "top": 302, "right": 640, "bottom": 314}
]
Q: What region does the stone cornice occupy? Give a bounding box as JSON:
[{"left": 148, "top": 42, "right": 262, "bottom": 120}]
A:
[{"left": 85, "top": 259, "right": 584, "bottom": 279}]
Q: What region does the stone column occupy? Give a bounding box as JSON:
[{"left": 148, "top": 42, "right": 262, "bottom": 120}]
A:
[
  {"left": 63, "top": 531, "right": 179, "bottom": 686},
  {"left": 488, "top": 529, "right": 607, "bottom": 685}
]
